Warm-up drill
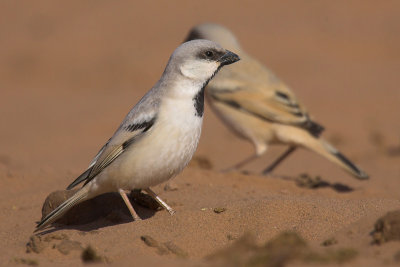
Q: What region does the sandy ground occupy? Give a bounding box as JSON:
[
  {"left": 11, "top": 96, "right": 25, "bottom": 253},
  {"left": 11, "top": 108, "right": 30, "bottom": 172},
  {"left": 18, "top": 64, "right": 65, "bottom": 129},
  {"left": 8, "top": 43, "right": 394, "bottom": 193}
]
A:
[{"left": 1, "top": 1, "right": 400, "bottom": 266}]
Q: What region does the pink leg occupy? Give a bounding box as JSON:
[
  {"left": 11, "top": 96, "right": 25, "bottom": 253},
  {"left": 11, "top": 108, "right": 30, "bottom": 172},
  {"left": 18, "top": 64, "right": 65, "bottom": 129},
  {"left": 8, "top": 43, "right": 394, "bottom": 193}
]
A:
[
  {"left": 144, "top": 188, "right": 176, "bottom": 215},
  {"left": 118, "top": 189, "right": 141, "bottom": 221}
]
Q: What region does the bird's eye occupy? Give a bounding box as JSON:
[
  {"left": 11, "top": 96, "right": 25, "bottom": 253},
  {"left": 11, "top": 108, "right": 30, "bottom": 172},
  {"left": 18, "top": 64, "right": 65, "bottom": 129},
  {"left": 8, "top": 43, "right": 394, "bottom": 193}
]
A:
[{"left": 205, "top": 51, "right": 214, "bottom": 58}]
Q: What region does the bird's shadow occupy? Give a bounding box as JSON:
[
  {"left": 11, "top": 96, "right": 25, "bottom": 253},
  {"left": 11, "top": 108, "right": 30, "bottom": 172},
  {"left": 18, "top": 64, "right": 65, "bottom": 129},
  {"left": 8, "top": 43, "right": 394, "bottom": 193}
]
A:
[
  {"left": 240, "top": 170, "right": 354, "bottom": 193},
  {"left": 36, "top": 191, "right": 160, "bottom": 235},
  {"left": 271, "top": 173, "right": 354, "bottom": 193}
]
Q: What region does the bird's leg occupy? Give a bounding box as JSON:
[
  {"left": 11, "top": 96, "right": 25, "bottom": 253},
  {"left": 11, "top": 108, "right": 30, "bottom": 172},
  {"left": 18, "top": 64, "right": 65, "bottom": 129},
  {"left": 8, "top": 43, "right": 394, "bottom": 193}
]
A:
[
  {"left": 144, "top": 188, "right": 176, "bottom": 215},
  {"left": 118, "top": 188, "right": 141, "bottom": 221},
  {"left": 262, "top": 146, "right": 297, "bottom": 175},
  {"left": 222, "top": 153, "right": 259, "bottom": 172}
]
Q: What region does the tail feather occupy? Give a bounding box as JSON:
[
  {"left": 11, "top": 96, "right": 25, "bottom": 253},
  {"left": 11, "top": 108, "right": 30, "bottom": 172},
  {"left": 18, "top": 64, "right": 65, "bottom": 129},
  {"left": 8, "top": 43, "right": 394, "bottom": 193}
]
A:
[
  {"left": 276, "top": 126, "right": 369, "bottom": 180},
  {"left": 35, "top": 187, "right": 89, "bottom": 232},
  {"left": 318, "top": 140, "right": 369, "bottom": 180},
  {"left": 334, "top": 151, "right": 369, "bottom": 179}
]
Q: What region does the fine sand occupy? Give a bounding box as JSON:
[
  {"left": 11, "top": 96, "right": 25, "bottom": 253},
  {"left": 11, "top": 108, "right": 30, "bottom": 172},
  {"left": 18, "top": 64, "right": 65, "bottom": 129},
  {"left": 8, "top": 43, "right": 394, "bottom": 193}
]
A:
[{"left": 1, "top": 1, "right": 400, "bottom": 266}]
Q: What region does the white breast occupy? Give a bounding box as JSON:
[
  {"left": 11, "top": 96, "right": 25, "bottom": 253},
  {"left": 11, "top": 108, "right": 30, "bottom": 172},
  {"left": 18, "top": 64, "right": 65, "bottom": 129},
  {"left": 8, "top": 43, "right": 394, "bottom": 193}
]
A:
[{"left": 107, "top": 91, "right": 203, "bottom": 190}]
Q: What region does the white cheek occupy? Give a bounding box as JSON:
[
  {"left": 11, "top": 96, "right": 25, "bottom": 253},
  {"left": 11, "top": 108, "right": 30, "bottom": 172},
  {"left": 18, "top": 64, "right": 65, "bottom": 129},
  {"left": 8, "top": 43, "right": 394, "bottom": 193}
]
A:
[{"left": 180, "top": 60, "right": 219, "bottom": 81}]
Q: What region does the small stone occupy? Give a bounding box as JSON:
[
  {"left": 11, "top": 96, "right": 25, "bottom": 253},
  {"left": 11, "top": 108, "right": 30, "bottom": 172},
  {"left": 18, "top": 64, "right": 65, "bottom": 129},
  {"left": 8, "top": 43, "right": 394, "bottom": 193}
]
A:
[
  {"left": 321, "top": 237, "right": 338, "bottom": 246},
  {"left": 140, "top": 235, "right": 159, "bottom": 247},
  {"left": 213, "top": 207, "right": 227, "bottom": 214},
  {"left": 41, "top": 190, "right": 78, "bottom": 220}
]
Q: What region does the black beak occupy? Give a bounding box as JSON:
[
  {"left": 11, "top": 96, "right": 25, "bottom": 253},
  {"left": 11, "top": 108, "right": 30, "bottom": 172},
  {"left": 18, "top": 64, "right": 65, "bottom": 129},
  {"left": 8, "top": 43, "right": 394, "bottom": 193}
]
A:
[{"left": 218, "top": 50, "right": 240, "bottom": 66}]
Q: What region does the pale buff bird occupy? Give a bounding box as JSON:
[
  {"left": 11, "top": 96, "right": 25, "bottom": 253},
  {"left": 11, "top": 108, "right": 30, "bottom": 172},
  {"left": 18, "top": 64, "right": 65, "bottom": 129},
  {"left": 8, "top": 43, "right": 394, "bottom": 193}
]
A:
[
  {"left": 35, "top": 40, "right": 240, "bottom": 231},
  {"left": 185, "top": 23, "right": 368, "bottom": 179}
]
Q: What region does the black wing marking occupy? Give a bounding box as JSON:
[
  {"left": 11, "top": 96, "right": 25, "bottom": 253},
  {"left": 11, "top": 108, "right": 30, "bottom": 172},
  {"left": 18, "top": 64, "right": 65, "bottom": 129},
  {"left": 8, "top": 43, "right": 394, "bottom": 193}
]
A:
[
  {"left": 274, "top": 90, "right": 325, "bottom": 137},
  {"left": 66, "top": 168, "right": 92, "bottom": 190},
  {"left": 66, "top": 117, "right": 156, "bottom": 190},
  {"left": 124, "top": 118, "right": 156, "bottom": 132},
  {"left": 211, "top": 93, "right": 324, "bottom": 137},
  {"left": 66, "top": 145, "right": 123, "bottom": 190},
  {"left": 301, "top": 120, "right": 324, "bottom": 137}
]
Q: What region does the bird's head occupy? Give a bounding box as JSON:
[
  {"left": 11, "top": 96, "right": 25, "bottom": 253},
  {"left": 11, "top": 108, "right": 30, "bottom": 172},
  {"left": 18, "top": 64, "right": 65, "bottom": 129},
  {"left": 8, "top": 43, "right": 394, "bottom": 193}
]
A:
[{"left": 166, "top": 39, "right": 240, "bottom": 83}]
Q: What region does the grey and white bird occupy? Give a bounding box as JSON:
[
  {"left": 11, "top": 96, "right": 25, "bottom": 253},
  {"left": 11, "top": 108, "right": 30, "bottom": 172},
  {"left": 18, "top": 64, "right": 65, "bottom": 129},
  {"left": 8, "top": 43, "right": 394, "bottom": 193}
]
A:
[
  {"left": 35, "top": 39, "right": 240, "bottom": 231},
  {"left": 185, "top": 23, "right": 368, "bottom": 180}
]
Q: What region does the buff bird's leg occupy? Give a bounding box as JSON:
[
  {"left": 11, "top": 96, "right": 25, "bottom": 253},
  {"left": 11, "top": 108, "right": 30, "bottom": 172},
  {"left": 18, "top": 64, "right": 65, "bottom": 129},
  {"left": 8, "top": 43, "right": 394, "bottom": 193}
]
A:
[
  {"left": 144, "top": 188, "right": 176, "bottom": 215},
  {"left": 118, "top": 189, "right": 142, "bottom": 221},
  {"left": 222, "top": 153, "right": 259, "bottom": 172},
  {"left": 262, "top": 146, "right": 297, "bottom": 175}
]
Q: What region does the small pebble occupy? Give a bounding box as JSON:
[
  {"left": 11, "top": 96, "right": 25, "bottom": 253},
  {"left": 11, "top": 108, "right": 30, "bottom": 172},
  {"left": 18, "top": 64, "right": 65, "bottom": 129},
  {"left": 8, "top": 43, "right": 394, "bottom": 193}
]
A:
[
  {"left": 321, "top": 237, "right": 338, "bottom": 246},
  {"left": 141, "top": 235, "right": 159, "bottom": 247},
  {"left": 213, "top": 207, "right": 227, "bottom": 214}
]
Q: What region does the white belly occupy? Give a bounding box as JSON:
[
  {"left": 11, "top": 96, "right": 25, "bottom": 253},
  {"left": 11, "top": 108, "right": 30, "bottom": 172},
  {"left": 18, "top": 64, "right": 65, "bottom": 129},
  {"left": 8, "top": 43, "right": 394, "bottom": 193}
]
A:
[{"left": 100, "top": 97, "right": 203, "bottom": 190}]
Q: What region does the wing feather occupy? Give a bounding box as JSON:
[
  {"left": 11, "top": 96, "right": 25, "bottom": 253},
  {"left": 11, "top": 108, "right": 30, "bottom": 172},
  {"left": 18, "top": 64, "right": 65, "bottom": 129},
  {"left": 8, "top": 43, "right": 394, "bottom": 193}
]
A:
[{"left": 66, "top": 89, "right": 160, "bottom": 190}]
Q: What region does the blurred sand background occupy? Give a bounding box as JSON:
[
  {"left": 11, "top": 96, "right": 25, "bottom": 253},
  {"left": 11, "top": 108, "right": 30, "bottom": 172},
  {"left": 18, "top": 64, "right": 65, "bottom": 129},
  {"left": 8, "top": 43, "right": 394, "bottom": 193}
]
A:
[{"left": 0, "top": 0, "right": 399, "bottom": 266}]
